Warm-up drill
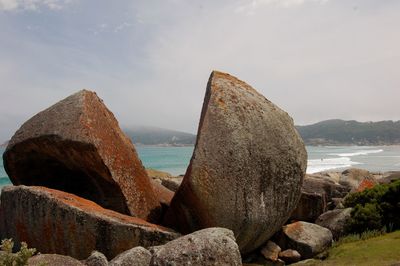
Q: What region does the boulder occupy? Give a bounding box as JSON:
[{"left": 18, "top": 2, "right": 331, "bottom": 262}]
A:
[
  {"left": 290, "top": 191, "right": 326, "bottom": 222},
  {"left": 84, "top": 251, "right": 108, "bottom": 266},
  {"left": 0, "top": 185, "right": 179, "bottom": 260},
  {"left": 3, "top": 90, "right": 160, "bottom": 221},
  {"left": 290, "top": 175, "right": 350, "bottom": 222},
  {"left": 160, "top": 178, "right": 183, "bottom": 192},
  {"left": 275, "top": 221, "right": 333, "bottom": 259},
  {"left": 147, "top": 168, "right": 183, "bottom": 192},
  {"left": 304, "top": 175, "right": 350, "bottom": 200},
  {"left": 109, "top": 247, "right": 151, "bottom": 266},
  {"left": 147, "top": 169, "right": 174, "bottom": 179},
  {"left": 378, "top": 171, "right": 400, "bottom": 185},
  {"left": 28, "top": 254, "right": 85, "bottom": 266},
  {"left": 164, "top": 71, "right": 307, "bottom": 254},
  {"left": 278, "top": 249, "right": 301, "bottom": 264},
  {"left": 149, "top": 227, "right": 242, "bottom": 266},
  {"left": 150, "top": 179, "right": 174, "bottom": 207},
  {"left": 260, "top": 241, "right": 281, "bottom": 262},
  {"left": 340, "top": 168, "right": 378, "bottom": 192},
  {"left": 316, "top": 208, "right": 352, "bottom": 240}
]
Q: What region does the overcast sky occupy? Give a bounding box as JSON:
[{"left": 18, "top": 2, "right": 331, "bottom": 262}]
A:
[{"left": 0, "top": 0, "right": 399, "bottom": 141}]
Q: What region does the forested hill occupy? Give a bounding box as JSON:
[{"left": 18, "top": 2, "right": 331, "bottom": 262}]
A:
[
  {"left": 296, "top": 119, "right": 400, "bottom": 145},
  {"left": 124, "top": 126, "right": 196, "bottom": 146}
]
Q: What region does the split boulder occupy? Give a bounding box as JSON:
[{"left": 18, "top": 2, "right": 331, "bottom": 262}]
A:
[
  {"left": 3, "top": 90, "right": 160, "bottom": 221},
  {"left": 164, "top": 71, "right": 307, "bottom": 254}
]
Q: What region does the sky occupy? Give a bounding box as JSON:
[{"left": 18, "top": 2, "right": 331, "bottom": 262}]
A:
[{"left": 0, "top": 0, "right": 399, "bottom": 141}]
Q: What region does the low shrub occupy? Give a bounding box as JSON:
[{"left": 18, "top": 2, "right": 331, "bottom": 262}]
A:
[
  {"left": 0, "top": 239, "right": 36, "bottom": 266},
  {"left": 344, "top": 180, "right": 400, "bottom": 234}
]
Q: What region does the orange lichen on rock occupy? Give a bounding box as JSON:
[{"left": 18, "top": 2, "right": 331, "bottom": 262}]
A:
[
  {"left": 37, "top": 186, "right": 171, "bottom": 231},
  {"left": 3, "top": 90, "right": 161, "bottom": 222},
  {"left": 164, "top": 71, "right": 307, "bottom": 254},
  {"left": 356, "top": 179, "right": 377, "bottom": 192},
  {"left": 0, "top": 185, "right": 179, "bottom": 260}
]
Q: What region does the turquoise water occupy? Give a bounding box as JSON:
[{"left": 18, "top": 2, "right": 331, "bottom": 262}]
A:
[
  {"left": 1, "top": 145, "right": 400, "bottom": 190},
  {"left": 136, "top": 146, "right": 193, "bottom": 176},
  {"left": 0, "top": 148, "right": 9, "bottom": 188}
]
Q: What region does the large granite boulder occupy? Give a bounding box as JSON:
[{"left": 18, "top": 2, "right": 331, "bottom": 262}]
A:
[
  {"left": 149, "top": 227, "right": 242, "bottom": 266},
  {"left": 275, "top": 221, "right": 333, "bottom": 259},
  {"left": 3, "top": 90, "right": 160, "bottom": 221},
  {"left": 164, "top": 71, "right": 307, "bottom": 254},
  {"left": 0, "top": 185, "right": 179, "bottom": 260},
  {"left": 316, "top": 208, "right": 352, "bottom": 239}
]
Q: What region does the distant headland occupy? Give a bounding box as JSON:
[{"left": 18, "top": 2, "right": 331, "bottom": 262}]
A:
[
  {"left": 296, "top": 119, "right": 400, "bottom": 146},
  {"left": 124, "top": 126, "right": 196, "bottom": 146},
  {"left": 2, "top": 119, "right": 400, "bottom": 148}
]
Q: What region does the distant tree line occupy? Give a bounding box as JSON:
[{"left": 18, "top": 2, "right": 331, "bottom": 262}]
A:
[{"left": 296, "top": 119, "right": 400, "bottom": 145}]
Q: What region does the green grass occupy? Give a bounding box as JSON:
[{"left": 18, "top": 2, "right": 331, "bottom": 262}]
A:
[{"left": 295, "top": 230, "right": 400, "bottom": 266}]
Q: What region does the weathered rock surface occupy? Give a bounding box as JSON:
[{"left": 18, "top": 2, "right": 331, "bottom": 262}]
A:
[
  {"left": 147, "top": 168, "right": 183, "bottom": 192},
  {"left": 275, "top": 221, "right": 333, "bottom": 259},
  {"left": 316, "top": 208, "right": 352, "bottom": 240},
  {"left": 378, "top": 171, "right": 400, "bottom": 184},
  {"left": 150, "top": 179, "right": 174, "bottom": 207},
  {"left": 290, "top": 191, "right": 326, "bottom": 222},
  {"left": 290, "top": 175, "right": 350, "bottom": 222},
  {"left": 3, "top": 90, "right": 160, "bottom": 221},
  {"left": 147, "top": 168, "right": 174, "bottom": 179},
  {"left": 164, "top": 71, "right": 307, "bottom": 254},
  {"left": 28, "top": 254, "right": 85, "bottom": 266},
  {"left": 0, "top": 185, "right": 179, "bottom": 260},
  {"left": 109, "top": 246, "right": 151, "bottom": 266},
  {"left": 260, "top": 241, "right": 281, "bottom": 262},
  {"left": 304, "top": 175, "right": 350, "bottom": 200},
  {"left": 84, "top": 251, "right": 108, "bottom": 266},
  {"left": 279, "top": 249, "right": 301, "bottom": 264},
  {"left": 149, "top": 227, "right": 242, "bottom": 266},
  {"left": 340, "top": 168, "right": 378, "bottom": 192}
]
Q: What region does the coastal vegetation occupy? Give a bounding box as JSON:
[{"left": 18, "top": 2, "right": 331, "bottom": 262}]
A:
[
  {"left": 0, "top": 239, "right": 36, "bottom": 266},
  {"left": 343, "top": 180, "right": 400, "bottom": 234},
  {"left": 296, "top": 119, "right": 400, "bottom": 145}
]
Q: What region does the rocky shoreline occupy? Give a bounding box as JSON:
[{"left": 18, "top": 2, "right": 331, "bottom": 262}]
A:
[{"left": 0, "top": 71, "right": 397, "bottom": 265}]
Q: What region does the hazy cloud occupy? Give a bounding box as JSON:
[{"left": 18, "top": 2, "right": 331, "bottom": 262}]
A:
[
  {"left": 0, "top": 0, "right": 74, "bottom": 11},
  {"left": 236, "top": 0, "right": 329, "bottom": 14},
  {"left": 0, "top": 0, "right": 399, "bottom": 141}
]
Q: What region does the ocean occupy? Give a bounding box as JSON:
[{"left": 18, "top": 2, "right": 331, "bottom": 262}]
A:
[{"left": 1, "top": 145, "right": 400, "bottom": 189}]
